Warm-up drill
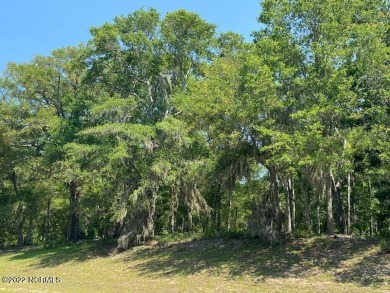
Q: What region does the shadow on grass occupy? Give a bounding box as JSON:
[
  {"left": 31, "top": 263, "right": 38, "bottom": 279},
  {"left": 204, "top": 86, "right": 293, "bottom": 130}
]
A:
[
  {"left": 7, "top": 240, "right": 115, "bottom": 268},
  {"left": 4, "top": 236, "right": 388, "bottom": 288},
  {"left": 123, "top": 237, "right": 389, "bottom": 288},
  {"left": 335, "top": 249, "right": 390, "bottom": 286}
]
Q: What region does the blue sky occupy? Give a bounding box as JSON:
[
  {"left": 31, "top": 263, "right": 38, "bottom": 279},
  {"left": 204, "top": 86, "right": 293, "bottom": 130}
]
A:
[{"left": 1, "top": 0, "right": 262, "bottom": 73}]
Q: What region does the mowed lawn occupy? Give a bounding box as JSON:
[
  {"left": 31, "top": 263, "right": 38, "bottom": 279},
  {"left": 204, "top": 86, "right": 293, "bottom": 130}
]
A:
[{"left": 0, "top": 237, "right": 389, "bottom": 293}]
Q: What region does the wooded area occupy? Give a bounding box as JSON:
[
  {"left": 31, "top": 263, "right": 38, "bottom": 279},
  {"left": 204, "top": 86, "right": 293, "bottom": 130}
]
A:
[{"left": 0, "top": 0, "right": 389, "bottom": 249}]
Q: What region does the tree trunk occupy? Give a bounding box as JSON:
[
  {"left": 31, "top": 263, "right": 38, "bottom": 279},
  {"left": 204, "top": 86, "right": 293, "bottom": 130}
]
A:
[
  {"left": 301, "top": 178, "right": 311, "bottom": 228},
  {"left": 227, "top": 187, "right": 232, "bottom": 232},
  {"left": 69, "top": 178, "right": 81, "bottom": 242},
  {"left": 234, "top": 206, "right": 238, "bottom": 231},
  {"left": 370, "top": 216, "right": 374, "bottom": 237},
  {"left": 216, "top": 204, "right": 221, "bottom": 231},
  {"left": 317, "top": 204, "right": 321, "bottom": 234},
  {"left": 44, "top": 195, "right": 51, "bottom": 242},
  {"left": 10, "top": 171, "right": 18, "bottom": 196},
  {"left": 212, "top": 183, "right": 222, "bottom": 232},
  {"left": 16, "top": 203, "right": 25, "bottom": 247},
  {"left": 146, "top": 191, "right": 157, "bottom": 239},
  {"left": 291, "top": 178, "right": 296, "bottom": 230},
  {"left": 331, "top": 171, "right": 345, "bottom": 234},
  {"left": 270, "top": 168, "right": 283, "bottom": 232},
  {"left": 170, "top": 211, "right": 175, "bottom": 233},
  {"left": 188, "top": 213, "right": 193, "bottom": 232},
  {"left": 284, "top": 191, "right": 292, "bottom": 233},
  {"left": 368, "top": 178, "right": 373, "bottom": 237},
  {"left": 215, "top": 184, "right": 222, "bottom": 232},
  {"left": 10, "top": 171, "right": 25, "bottom": 247},
  {"left": 170, "top": 187, "right": 177, "bottom": 233},
  {"left": 347, "top": 172, "right": 351, "bottom": 234},
  {"left": 25, "top": 214, "right": 33, "bottom": 246},
  {"left": 284, "top": 178, "right": 293, "bottom": 233},
  {"left": 326, "top": 170, "right": 334, "bottom": 235}
]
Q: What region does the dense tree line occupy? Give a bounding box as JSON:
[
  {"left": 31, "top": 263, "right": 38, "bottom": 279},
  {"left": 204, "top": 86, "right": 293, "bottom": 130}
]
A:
[{"left": 0, "top": 0, "right": 389, "bottom": 248}]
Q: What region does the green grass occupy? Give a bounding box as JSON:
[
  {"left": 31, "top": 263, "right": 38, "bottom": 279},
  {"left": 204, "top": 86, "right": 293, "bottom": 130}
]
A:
[{"left": 0, "top": 236, "right": 389, "bottom": 292}]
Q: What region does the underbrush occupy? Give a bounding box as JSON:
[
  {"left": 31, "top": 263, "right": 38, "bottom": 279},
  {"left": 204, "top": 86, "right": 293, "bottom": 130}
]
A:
[{"left": 155, "top": 230, "right": 252, "bottom": 246}]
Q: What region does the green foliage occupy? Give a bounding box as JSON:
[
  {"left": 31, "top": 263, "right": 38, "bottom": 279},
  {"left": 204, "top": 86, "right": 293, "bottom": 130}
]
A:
[{"left": 0, "top": 3, "right": 388, "bottom": 249}]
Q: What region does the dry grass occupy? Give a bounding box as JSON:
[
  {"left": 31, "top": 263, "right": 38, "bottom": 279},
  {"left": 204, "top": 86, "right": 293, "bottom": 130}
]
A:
[{"left": 0, "top": 236, "right": 389, "bottom": 292}]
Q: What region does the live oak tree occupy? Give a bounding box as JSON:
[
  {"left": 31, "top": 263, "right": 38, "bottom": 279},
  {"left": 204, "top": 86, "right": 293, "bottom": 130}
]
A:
[{"left": 66, "top": 8, "right": 217, "bottom": 248}]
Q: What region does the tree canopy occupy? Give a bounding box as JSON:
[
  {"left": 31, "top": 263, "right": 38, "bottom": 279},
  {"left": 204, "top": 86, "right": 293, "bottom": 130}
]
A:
[{"left": 0, "top": 2, "right": 389, "bottom": 248}]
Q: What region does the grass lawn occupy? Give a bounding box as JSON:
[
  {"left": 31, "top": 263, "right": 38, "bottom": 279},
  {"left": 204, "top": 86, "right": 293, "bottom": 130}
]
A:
[{"left": 0, "top": 236, "right": 389, "bottom": 292}]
